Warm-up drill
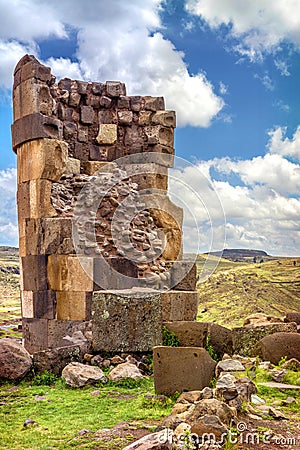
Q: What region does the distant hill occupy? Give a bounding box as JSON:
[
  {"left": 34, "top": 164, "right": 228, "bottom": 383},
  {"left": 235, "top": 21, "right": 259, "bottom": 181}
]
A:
[
  {"left": 0, "top": 246, "right": 19, "bottom": 257},
  {"left": 197, "top": 257, "right": 300, "bottom": 327},
  {"left": 205, "top": 248, "right": 273, "bottom": 262}
]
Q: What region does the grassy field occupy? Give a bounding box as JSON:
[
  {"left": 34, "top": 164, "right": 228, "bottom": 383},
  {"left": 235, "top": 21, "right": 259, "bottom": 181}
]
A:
[
  {"left": 0, "top": 251, "right": 21, "bottom": 339},
  {"left": 197, "top": 256, "right": 300, "bottom": 328}
]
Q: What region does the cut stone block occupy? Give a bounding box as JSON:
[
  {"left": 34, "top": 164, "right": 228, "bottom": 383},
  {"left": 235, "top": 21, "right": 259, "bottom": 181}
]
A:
[
  {"left": 56, "top": 292, "right": 92, "bottom": 320},
  {"left": 21, "top": 255, "right": 48, "bottom": 291},
  {"left": 232, "top": 322, "right": 298, "bottom": 357},
  {"left": 13, "top": 78, "right": 53, "bottom": 121},
  {"left": 82, "top": 161, "right": 112, "bottom": 175},
  {"left": 23, "top": 318, "right": 49, "bottom": 353},
  {"left": 143, "top": 96, "right": 165, "bottom": 111},
  {"left": 12, "top": 113, "right": 63, "bottom": 151},
  {"left": 106, "top": 81, "right": 126, "bottom": 97},
  {"left": 21, "top": 290, "right": 56, "bottom": 319},
  {"left": 47, "top": 320, "right": 91, "bottom": 350},
  {"left": 47, "top": 255, "right": 93, "bottom": 291},
  {"left": 92, "top": 290, "right": 162, "bottom": 352},
  {"left": 32, "top": 345, "right": 84, "bottom": 375},
  {"left": 164, "top": 321, "right": 207, "bottom": 347},
  {"left": 17, "top": 138, "right": 68, "bottom": 182},
  {"left": 151, "top": 110, "right": 176, "bottom": 128},
  {"left": 124, "top": 163, "right": 168, "bottom": 191},
  {"left": 153, "top": 346, "right": 216, "bottom": 395},
  {"left": 18, "top": 179, "right": 57, "bottom": 220},
  {"left": 94, "top": 257, "right": 138, "bottom": 291},
  {"left": 96, "top": 124, "right": 117, "bottom": 145},
  {"left": 65, "top": 157, "right": 81, "bottom": 175},
  {"left": 25, "top": 218, "right": 74, "bottom": 255},
  {"left": 170, "top": 260, "right": 197, "bottom": 291},
  {"left": 161, "top": 291, "right": 199, "bottom": 321},
  {"left": 144, "top": 125, "right": 174, "bottom": 147}
]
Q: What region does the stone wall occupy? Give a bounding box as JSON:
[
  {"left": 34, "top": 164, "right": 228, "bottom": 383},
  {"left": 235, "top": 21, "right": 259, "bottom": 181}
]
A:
[{"left": 12, "top": 55, "right": 198, "bottom": 354}]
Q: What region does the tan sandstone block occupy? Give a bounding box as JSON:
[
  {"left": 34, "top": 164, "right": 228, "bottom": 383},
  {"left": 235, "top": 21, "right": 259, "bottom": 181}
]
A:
[
  {"left": 144, "top": 125, "right": 174, "bottom": 147},
  {"left": 153, "top": 346, "right": 216, "bottom": 396},
  {"left": 82, "top": 161, "right": 112, "bottom": 175},
  {"left": 47, "top": 255, "right": 93, "bottom": 291},
  {"left": 21, "top": 290, "right": 56, "bottom": 319},
  {"left": 18, "top": 139, "right": 68, "bottom": 182},
  {"left": 64, "top": 157, "right": 81, "bottom": 175},
  {"left": 96, "top": 124, "right": 117, "bottom": 145},
  {"left": 13, "top": 79, "right": 53, "bottom": 121},
  {"left": 161, "top": 291, "right": 199, "bottom": 322},
  {"left": 29, "top": 179, "right": 58, "bottom": 218},
  {"left": 151, "top": 110, "right": 176, "bottom": 128},
  {"left": 56, "top": 292, "right": 91, "bottom": 320}
]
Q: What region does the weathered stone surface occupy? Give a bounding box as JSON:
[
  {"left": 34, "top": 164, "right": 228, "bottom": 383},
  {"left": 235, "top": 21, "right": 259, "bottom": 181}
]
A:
[
  {"left": 96, "top": 124, "right": 117, "bottom": 145},
  {"left": 153, "top": 346, "right": 216, "bottom": 396},
  {"left": 281, "top": 358, "right": 300, "bottom": 371},
  {"left": 170, "top": 261, "right": 197, "bottom": 291},
  {"left": 92, "top": 290, "right": 162, "bottom": 352},
  {"left": 161, "top": 291, "right": 199, "bottom": 322},
  {"left": 23, "top": 318, "right": 49, "bottom": 353},
  {"left": 284, "top": 312, "right": 300, "bottom": 325},
  {"left": 108, "top": 362, "right": 143, "bottom": 381},
  {"left": 93, "top": 257, "right": 138, "bottom": 291},
  {"left": 65, "top": 157, "right": 81, "bottom": 175},
  {"left": 32, "top": 345, "right": 83, "bottom": 375},
  {"left": 13, "top": 78, "right": 53, "bottom": 121},
  {"left": 47, "top": 255, "right": 93, "bottom": 291},
  {"left": 243, "top": 313, "right": 283, "bottom": 327},
  {"left": 232, "top": 322, "right": 297, "bottom": 356},
  {"left": 21, "top": 290, "right": 56, "bottom": 319},
  {"left": 18, "top": 179, "right": 58, "bottom": 220},
  {"left": 56, "top": 292, "right": 92, "bottom": 320},
  {"left": 106, "top": 81, "right": 126, "bottom": 97},
  {"left": 215, "top": 359, "right": 245, "bottom": 377},
  {"left": 256, "top": 332, "right": 300, "bottom": 364},
  {"left": 164, "top": 321, "right": 207, "bottom": 347},
  {"left": 122, "top": 430, "right": 172, "bottom": 449},
  {"left": 21, "top": 255, "right": 48, "bottom": 291},
  {"left": 62, "top": 362, "right": 107, "bottom": 387},
  {"left": 151, "top": 111, "right": 176, "bottom": 128},
  {"left": 190, "top": 414, "right": 228, "bottom": 441},
  {"left": 82, "top": 160, "right": 111, "bottom": 175},
  {"left": 0, "top": 338, "right": 32, "bottom": 380},
  {"left": 145, "top": 126, "right": 174, "bottom": 147},
  {"left": 185, "top": 398, "right": 234, "bottom": 426},
  {"left": 12, "top": 113, "right": 63, "bottom": 151},
  {"left": 25, "top": 218, "right": 74, "bottom": 255}
]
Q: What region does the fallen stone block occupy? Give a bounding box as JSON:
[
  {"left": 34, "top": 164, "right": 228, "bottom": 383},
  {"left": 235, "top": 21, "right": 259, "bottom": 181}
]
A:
[
  {"left": 153, "top": 346, "right": 216, "bottom": 395},
  {"left": 284, "top": 312, "right": 300, "bottom": 325},
  {"left": 62, "top": 362, "right": 107, "bottom": 387},
  {"left": 108, "top": 362, "right": 143, "bottom": 382},
  {"left": 256, "top": 332, "right": 300, "bottom": 364},
  {"left": 163, "top": 321, "right": 207, "bottom": 347}
]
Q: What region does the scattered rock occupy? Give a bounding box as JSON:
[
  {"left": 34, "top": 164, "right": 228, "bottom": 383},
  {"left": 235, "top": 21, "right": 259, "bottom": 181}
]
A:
[
  {"left": 268, "top": 406, "right": 288, "bottom": 420},
  {"left": 77, "top": 429, "right": 91, "bottom": 436},
  {"left": 184, "top": 398, "right": 234, "bottom": 426},
  {"left": 269, "top": 369, "right": 287, "bottom": 383},
  {"left": 282, "top": 396, "right": 296, "bottom": 405},
  {"left": 0, "top": 338, "right": 32, "bottom": 380},
  {"left": 62, "top": 362, "right": 107, "bottom": 387},
  {"left": 109, "top": 362, "right": 143, "bottom": 382},
  {"left": 281, "top": 358, "right": 300, "bottom": 371},
  {"left": 177, "top": 391, "right": 202, "bottom": 404},
  {"left": 24, "top": 418, "right": 36, "bottom": 427},
  {"left": 90, "top": 390, "right": 101, "bottom": 397},
  {"left": 216, "top": 359, "right": 245, "bottom": 377},
  {"left": 191, "top": 414, "right": 228, "bottom": 440},
  {"left": 34, "top": 395, "right": 47, "bottom": 401},
  {"left": 251, "top": 394, "right": 265, "bottom": 405},
  {"left": 258, "top": 361, "right": 272, "bottom": 370},
  {"left": 243, "top": 313, "right": 283, "bottom": 327},
  {"left": 111, "top": 355, "right": 125, "bottom": 365},
  {"left": 257, "top": 332, "right": 300, "bottom": 364},
  {"left": 122, "top": 430, "right": 172, "bottom": 449}
]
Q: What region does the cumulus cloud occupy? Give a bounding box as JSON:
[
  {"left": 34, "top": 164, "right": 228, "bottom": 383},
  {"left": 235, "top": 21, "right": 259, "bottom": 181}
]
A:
[
  {"left": 185, "top": 0, "right": 300, "bottom": 62},
  {"left": 169, "top": 128, "right": 300, "bottom": 256},
  {"left": 0, "top": 168, "right": 18, "bottom": 247},
  {"left": 0, "top": 0, "right": 224, "bottom": 127}
]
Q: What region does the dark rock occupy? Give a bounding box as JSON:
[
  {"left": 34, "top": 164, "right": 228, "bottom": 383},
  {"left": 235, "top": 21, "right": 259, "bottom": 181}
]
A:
[
  {"left": 0, "top": 338, "right": 32, "bottom": 380},
  {"left": 257, "top": 332, "right": 300, "bottom": 364}
]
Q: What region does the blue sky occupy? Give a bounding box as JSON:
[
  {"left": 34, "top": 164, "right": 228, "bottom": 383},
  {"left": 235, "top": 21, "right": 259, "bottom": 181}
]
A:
[{"left": 0, "top": 0, "right": 300, "bottom": 255}]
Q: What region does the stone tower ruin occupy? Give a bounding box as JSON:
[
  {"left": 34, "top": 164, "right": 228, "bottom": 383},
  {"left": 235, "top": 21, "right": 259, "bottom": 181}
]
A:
[{"left": 12, "top": 55, "right": 198, "bottom": 356}]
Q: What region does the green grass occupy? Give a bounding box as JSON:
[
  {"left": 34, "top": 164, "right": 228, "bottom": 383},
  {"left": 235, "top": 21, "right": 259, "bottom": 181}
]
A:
[
  {"left": 0, "top": 377, "right": 174, "bottom": 450},
  {"left": 196, "top": 258, "right": 300, "bottom": 328}
]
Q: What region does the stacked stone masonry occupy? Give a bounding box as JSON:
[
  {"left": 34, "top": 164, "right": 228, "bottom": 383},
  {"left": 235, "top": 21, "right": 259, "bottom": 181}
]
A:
[{"left": 12, "top": 55, "right": 199, "bottom": 354}]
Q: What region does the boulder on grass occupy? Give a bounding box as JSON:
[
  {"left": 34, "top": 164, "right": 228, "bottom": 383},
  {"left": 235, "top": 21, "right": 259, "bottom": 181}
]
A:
[
  {"left": 62, "top": 362, "right": 107, "bottom": 387},
  {"left": 256, "top": 332, "right": 300, "bottom": 364},
  {"left": 108, "top": 362, "right": 143, "bottom": 382},
  {"left": 0, "top": 338, "right": 32, "bottom": 380}
]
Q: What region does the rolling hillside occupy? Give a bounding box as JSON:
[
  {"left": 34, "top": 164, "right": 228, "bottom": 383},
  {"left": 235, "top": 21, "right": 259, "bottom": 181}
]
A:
[{"left": 197, "top": 256, "right": 300, "bottom": 328}]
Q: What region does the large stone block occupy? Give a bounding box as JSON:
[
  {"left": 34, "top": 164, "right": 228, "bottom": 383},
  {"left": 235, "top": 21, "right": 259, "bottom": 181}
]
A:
[
  {"left": 12, "top": 113, "right": 63, "bottom": 151},
  {"left": 56, "top": 292, "right": 92, "bottom": 320},
  {"left": 96, "top": 124, "right": 117, "bottom": 145},
  {"left": 23, "top": 318, "right": 49, "bottom": 353},
  {"left": 21, "top": 255, "right": 48, "bottom": 291},
  {"left": 161, "top": 291, "right": 199, "bottom": 322},
  {"left": 151, "top": 110, "right": 176, "bottom": 128},
  {"left": 17, "top": 139, "right": 68, "bottom": 182},
  {"left": 47, "top": 255, "right": 93, "bottom": 291},
  {"left": 13, "top": 79, "right": 53, "bottom": 121},
  {"left": 47, "top": 320, "right": 91, "bottom": 350},
  {"left": 232, "top": 322, "right": 298, "bottom": 357},
  {"left": 92, "top": 290, "right": 162, "bottom": 352},
  {"left": 25, "top": 218, "right": 74, "bottom": 255},
  {"left": 144, "top": 125, "right": 174, "bottom": 147},
  {"left": 29, "top": 179, "right": 58, "bottom": 218},
  {"left": 153, "top": 346, "right": 216, "bottom": 395},
  {"left": 124, "top": 163, "right": 168, "bottom": 191},
  {"left": 21, "top": 290, "right": 56, "bottom": 319},
  {"left": 82, "top": 160, "right": 112, "bottom": 175},
  {"left": 256, "top": 332, "right": 300, "bottom": 364},
  {"left": 170, "top": 260, "right": 197, "bottom": 291},
  {"left": 164, "top": 321, "right": 208, "bottom": 347},
  {"left": 94, "top": 257, "right": 138, "bottom": 291},
  {"left": 32, "top": 345, "right": 84, "bottom": 375}
]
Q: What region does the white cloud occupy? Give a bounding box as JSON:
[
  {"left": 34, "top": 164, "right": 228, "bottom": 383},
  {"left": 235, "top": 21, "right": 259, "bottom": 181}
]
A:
[
  {"left": 268, "top": 126, "right": 300, "bottom": 161},
  {"left": 0, "top": 168, "right": 18, "bottom": 247},
  {"left": 186, "top": 0, "right": 300, "bottom": 62},
  {"left": 254, "top": 72, "right": 274, "bottom": 91},
  {"left": 0, "top": 40, "right": 37, "bottom": 90},
  {"left": 168, "top": 127, "right": 300, "bottom": 256},
  {"left": 0, "top": 0, "right": 224, "bottom": 128}
]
